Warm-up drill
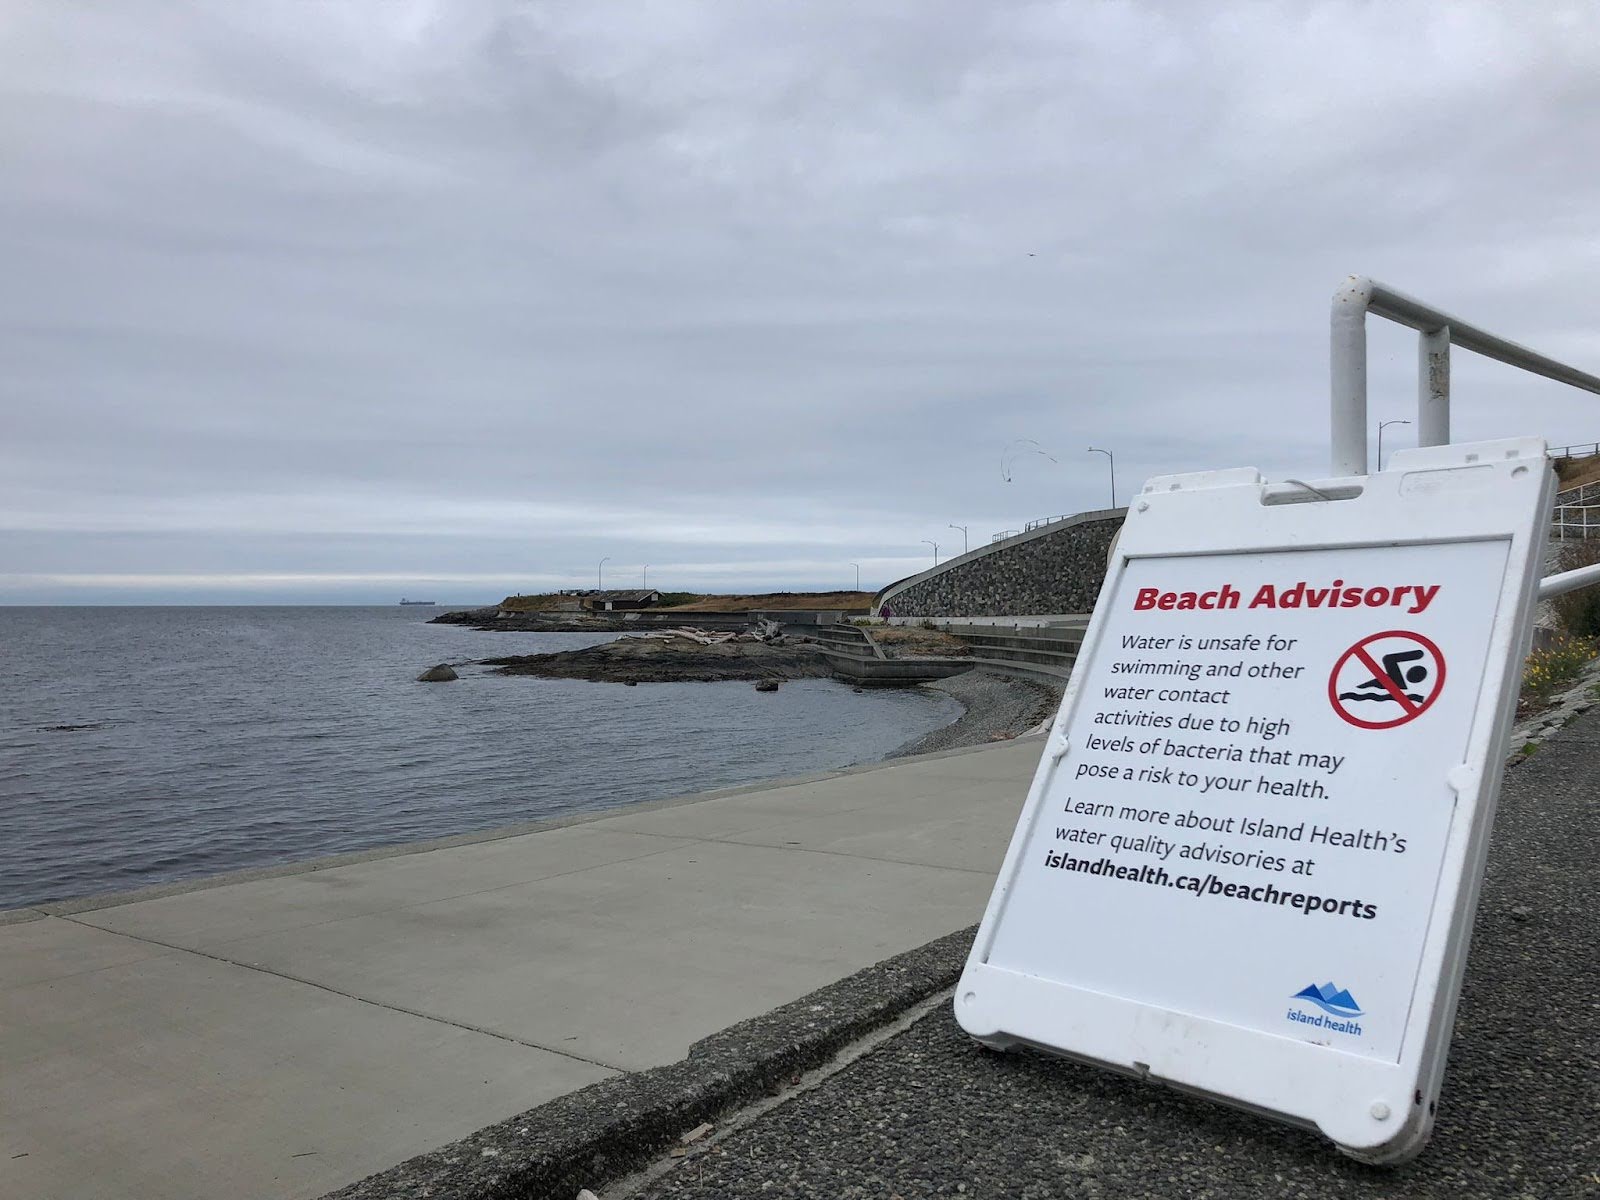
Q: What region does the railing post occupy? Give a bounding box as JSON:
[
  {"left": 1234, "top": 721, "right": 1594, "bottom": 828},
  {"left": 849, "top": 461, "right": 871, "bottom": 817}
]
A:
[
  {"left": 1334, "top": 276, "right": 1600, "bottom": 474},
  {"left": 1419, "top": 327, "right": 1451, "bottom": 447},
  {"left": 1330, "top": 278, "right": 1374, "bottom": 476},
  {"left": 1541, "top": 559, "right": 1600, "bottom": 598}
]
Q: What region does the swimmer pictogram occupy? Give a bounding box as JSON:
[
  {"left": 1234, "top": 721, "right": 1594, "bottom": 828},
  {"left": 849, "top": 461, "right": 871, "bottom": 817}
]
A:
[{"left": 1327, "top": 631, "right": 1446, "bottom": 730}]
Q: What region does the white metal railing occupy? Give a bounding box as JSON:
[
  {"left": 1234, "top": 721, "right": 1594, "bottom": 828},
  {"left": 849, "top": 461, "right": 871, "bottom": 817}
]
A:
[
  {"left": 1548, "top": 442, "right": 1600, "bottom": 460},
  {"left": 1330, "top": 277, "right": 1600, "bottom": 475},
  {"left": 1024, "top": 514, "right": 1072, "bottom": 532},
  {"left": 989, "top": 515, "right": 1086, "bottom": 543},
  {"left": 1556, "top": 479, "right": 1600, "bottom": 506},
  {"left": 1329, "top": 277, "right": 1600, "bottom": 601},
  {"left": 1552, "top": 503, "right": 1600, "bottom": 541}
]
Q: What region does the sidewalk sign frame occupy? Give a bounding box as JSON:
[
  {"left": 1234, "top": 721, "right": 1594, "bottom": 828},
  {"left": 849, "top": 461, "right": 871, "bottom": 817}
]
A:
[{"left": 955, "top": 436, "right": 1555, "bottom": 1162}]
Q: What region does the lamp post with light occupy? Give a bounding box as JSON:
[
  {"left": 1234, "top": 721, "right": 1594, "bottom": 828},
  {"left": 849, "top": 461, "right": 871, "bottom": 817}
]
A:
[
  {"left": 1087, "top": 446, "right": 1116, "bottom": 508},
  {"left": 1377, "top": 419, "right": 1411, "bottom": 472}
]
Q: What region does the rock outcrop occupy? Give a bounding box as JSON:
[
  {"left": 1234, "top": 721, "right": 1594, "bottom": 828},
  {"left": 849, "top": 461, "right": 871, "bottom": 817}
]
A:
[{"left": 483, "top": 637, "right": 830, "bottom": 684}]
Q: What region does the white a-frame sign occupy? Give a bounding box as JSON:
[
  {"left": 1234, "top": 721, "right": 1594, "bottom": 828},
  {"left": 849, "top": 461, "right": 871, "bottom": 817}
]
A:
[{"left": 956, "top": 437, "right": 1554, "bottom": 1162}]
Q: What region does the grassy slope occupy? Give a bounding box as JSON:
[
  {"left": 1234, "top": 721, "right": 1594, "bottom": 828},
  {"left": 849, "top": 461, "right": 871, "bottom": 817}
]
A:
[
  {"left": 1554, "top": 455, "right": 1600, "bottom": 490},
  {"left": 496, "top": 590, "right": 877, "bottom": 613},
  {"left": 662, "top": 591, "right": 876, "bottom": 612}
]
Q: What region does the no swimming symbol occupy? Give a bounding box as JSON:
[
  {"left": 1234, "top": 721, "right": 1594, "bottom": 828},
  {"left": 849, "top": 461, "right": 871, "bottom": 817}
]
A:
[{"left": 1327, "top": 631, "right": 1446, "bottom": 730}]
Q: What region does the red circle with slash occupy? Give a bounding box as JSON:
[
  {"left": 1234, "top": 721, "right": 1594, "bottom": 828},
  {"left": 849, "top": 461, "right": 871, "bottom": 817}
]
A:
[{"left": 1327, "top": 631, "right": 1446, "bottom": 730}]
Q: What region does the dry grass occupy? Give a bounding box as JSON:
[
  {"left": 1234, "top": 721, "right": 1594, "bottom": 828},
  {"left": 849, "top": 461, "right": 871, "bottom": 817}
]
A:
[
  {"left": 496, "top": 590, "right": 877, "bottom": 614},
  {"left": 663, "top": 591, "right": 876, "bottom": 612},
  {"left": 1554, "top": 455, "right": 1600, "bottom": 490},
  {"left": 870, "top": 627, "right": 972, "bottom": 658},
  {"left": 497, "top": 593, "right": 566, "bottom": 612}
]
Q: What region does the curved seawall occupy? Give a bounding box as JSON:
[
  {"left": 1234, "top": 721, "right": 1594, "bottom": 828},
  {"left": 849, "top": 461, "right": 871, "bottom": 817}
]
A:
[{"left": 877, "top": 508, "right": 1126, "bottom": 618}]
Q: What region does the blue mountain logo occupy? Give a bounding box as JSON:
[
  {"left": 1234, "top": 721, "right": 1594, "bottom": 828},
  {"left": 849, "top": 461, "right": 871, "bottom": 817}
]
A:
[{"left": 1292, "top": 981, "right": 1364, "bottom": 1017}]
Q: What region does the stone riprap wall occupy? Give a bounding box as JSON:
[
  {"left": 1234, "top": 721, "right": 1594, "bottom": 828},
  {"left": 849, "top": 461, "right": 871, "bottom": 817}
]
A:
[{"left": 877, "top": 509, "right": 1126, "bottom": 618}]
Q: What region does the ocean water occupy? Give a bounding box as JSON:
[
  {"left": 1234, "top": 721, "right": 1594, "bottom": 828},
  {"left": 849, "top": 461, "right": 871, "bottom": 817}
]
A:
[{"left": 0, "top": 607, "right": 962, "bottom": 911}]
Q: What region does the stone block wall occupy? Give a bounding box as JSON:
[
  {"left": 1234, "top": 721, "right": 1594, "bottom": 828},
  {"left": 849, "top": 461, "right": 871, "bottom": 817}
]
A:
[{"left": 878, "top": 511, "right": 1125, "bottom": 617}]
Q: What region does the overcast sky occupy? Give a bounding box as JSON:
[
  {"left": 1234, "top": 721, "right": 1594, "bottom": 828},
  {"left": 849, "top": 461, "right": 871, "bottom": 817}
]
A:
[{"left": 4, "top": 1, "right": 1599, "bottom": 604}]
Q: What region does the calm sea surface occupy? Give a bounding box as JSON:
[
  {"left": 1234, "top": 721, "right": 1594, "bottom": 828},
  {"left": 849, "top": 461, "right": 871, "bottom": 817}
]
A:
[{"left": 0, "top": 607, "right": 961, "bottom": 910}]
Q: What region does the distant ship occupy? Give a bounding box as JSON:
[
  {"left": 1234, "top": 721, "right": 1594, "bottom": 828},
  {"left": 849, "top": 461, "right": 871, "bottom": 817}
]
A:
[{"left": 399, "top": 599, "right": 436, "bottom": 606}]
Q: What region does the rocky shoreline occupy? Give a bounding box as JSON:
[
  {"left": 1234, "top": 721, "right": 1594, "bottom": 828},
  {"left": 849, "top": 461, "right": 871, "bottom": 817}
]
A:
[
  {"left": 434, "top": 607, "right": 1060, "bottom": 754},
  {"left": 888, "top": 670, "right": 1062, "bottom": 757},
  {"left": 482, "top": 635, "right": 833, "bottom": 684},
  {"left": 483, "top": 642, "right": 1056, "bottom": 754},
  {"left": 432, "top": 607, "right": 637, "bottom": 633}
]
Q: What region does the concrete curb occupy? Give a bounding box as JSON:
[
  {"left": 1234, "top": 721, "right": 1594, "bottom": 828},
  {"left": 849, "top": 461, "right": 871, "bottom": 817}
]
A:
[
  {"left": 1505, "top": 652, "right": 1600, "bottom": 763},
  {"left": 319, "top": 926, "right": 977, "bottom": 1200}
]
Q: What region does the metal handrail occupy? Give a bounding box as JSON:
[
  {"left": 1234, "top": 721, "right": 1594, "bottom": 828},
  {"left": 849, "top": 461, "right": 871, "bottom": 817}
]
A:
[
  {"left": 1548, "top": 442, "right": 1600, "bottom": 460},
  {"left": 1542, "top": 563, "right": 1600, "bottom": 598},
  {"left": 1024, "top": 514, "right": 1072, "bottom": 532},
  {"left": 1555, "top": 481, "right": 1600, "bottom": 507},
  {"left": 1328, "top": 277, "right": 1600, "bottom": 600},
  {"left": 1547, "top": 493, "right": 1600, "bottom": 589},
  {"left": 1330, "top": 277, "right": 1600, "bottom": 477},
  {"left": 1551, "top": 502, "right": 1600, "bottom": 540}
]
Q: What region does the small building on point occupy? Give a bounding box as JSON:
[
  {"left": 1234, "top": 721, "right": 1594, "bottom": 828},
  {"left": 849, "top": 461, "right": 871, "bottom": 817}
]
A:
[{"left": 579, "top": 589, "right": 661, "bottom": 612}]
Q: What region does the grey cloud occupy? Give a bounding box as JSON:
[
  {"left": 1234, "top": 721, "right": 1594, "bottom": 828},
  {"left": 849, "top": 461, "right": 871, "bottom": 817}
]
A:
[{"left": 3, "top": 1, "right": 1599, "bottom": 602}]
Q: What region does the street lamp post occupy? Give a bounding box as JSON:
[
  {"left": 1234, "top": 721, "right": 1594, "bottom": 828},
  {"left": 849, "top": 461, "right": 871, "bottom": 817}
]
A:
[
  {"left": 597, "top": 556, "right": 610, "bottom": 590},
  {"left": 1087, "top": 446, "right": 1116, "bottom": 508},
  {"left": 921, "top": 539, "right": 939, "bottom": 566},
  {"left": 948, "top": 523, "right": 968, "bottom": 555},
  {"left": 850, "top": 562, "right": 861, "bottom": 591},
  {"left": 1376, "top": 419, "right": 1412, "bottom": 472}
]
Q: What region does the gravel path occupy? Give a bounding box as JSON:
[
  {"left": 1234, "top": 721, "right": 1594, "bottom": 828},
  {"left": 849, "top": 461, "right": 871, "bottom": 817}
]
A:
[
  {"left": 888, "top": 670, "right": 1062, "bottom": 758},
  {"left": 628, "top": 706, "right": 1600, "bottom": 1200}
]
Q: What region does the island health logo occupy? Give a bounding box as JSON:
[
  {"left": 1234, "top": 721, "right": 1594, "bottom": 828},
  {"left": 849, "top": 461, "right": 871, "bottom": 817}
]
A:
[{"left": 1286, "top": 981, "right": 1365, "bottom": 1036}]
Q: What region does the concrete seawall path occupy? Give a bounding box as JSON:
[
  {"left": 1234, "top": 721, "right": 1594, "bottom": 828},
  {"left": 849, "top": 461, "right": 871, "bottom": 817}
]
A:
[{"left": 0, "top": 737, "right": 1044, "bottom": 1200}]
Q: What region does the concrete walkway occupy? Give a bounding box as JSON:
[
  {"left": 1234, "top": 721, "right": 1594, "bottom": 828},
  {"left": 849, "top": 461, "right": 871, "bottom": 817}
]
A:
[{"left": 0, "top": 736, "right": 1043, "bottom": 1200}]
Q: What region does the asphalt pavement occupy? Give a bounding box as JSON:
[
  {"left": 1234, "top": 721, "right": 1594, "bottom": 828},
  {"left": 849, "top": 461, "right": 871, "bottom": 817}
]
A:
[{"left": 626, "top": 706, "right": 1600, "bottom": 1200}]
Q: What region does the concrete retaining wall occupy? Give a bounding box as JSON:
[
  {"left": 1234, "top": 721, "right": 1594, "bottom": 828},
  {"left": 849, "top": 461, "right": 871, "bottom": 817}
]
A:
[{"left": 876, "top": 508, "right": 1126, "bottom": 618}]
